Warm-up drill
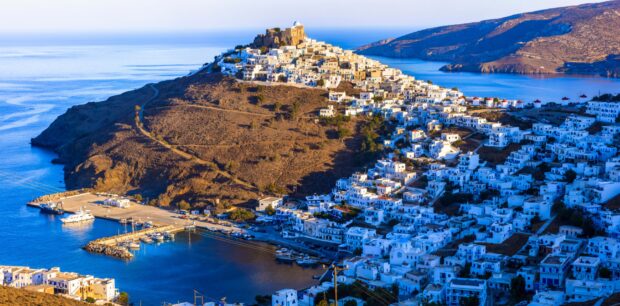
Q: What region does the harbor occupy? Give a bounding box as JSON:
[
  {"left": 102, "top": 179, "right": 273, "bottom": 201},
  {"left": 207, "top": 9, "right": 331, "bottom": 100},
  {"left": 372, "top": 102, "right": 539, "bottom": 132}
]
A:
[{"left": 27, "top": 191, "right": 333, "bottom": 262}]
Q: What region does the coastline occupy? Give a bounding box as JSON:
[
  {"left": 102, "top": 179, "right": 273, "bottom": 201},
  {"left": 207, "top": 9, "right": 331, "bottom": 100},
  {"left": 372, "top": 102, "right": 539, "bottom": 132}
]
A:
[{"left": 28, "top": 191, "right": 332, "bottom": 259}]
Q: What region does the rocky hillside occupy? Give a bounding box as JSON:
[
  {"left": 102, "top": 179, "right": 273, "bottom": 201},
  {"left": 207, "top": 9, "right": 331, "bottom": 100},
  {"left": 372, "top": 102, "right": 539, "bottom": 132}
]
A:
[
  {"left": 358, "top": 0, "right": 620, "bottom": 77},
  {"left": 0, "top": 286, "right": 89, "bottom": 306},
  {"left": 33, "top": 72, "right": 373, "bottom": 209}
]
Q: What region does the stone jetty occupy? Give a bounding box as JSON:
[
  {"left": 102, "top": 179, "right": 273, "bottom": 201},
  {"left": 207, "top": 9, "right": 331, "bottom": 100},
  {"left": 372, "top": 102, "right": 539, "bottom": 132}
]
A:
[{"left": 83, "top": 224, "right": 184, "bottom": 259}]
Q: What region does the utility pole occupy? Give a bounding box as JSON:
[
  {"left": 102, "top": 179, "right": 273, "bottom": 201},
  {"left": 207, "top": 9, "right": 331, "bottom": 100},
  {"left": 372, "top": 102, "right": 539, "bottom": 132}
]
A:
[
  {"left": 332, "top": 264, "right": 340, "bottom": 306},
  {"left": 193, "top": 289, "right": 204, "bottom": 306}
]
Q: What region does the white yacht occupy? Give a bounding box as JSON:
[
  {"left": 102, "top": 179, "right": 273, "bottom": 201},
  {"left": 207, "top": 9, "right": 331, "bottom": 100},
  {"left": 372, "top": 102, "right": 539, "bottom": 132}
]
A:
[{"left": 61, "top": 208, "right": 95, "bottom": 224}]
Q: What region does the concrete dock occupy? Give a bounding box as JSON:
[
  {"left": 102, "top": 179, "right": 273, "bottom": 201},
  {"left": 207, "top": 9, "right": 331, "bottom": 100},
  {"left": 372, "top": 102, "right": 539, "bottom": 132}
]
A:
[{"left": 28, "top": 192, "right": 242, "bottom": 232}]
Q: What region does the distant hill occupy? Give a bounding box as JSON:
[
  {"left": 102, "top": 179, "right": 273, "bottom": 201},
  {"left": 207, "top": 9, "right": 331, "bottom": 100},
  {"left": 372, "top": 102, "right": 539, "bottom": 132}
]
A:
[{"left": 358, "top": 0, "right": 620, "bottom": 77}]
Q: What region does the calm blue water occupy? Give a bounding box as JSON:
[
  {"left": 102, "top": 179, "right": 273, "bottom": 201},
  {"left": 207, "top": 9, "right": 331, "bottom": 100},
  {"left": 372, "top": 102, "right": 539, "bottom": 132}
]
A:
[{"left": 1, "top": 30, "right": 620, "bottom": 305}]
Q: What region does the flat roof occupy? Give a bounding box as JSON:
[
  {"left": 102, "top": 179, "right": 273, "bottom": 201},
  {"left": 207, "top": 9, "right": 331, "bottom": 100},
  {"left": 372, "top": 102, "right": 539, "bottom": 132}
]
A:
[{"left": 451, "top": 278, "right": 485, "bottom": 287}]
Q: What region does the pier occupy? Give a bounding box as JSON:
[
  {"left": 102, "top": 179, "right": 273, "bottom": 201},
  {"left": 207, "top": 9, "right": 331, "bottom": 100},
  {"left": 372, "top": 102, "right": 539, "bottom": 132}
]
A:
[
  {"left": 84, "top": 224, "right": 185, "bottom": 259},
  {"left": 28, "top": 192, "right": 243, "bottom": 232}
]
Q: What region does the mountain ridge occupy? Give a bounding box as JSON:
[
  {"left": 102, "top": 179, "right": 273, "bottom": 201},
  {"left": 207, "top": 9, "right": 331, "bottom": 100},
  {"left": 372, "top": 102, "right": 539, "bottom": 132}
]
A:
[{"left": 357, "top": 0, "right": 620, "bottom": 77}]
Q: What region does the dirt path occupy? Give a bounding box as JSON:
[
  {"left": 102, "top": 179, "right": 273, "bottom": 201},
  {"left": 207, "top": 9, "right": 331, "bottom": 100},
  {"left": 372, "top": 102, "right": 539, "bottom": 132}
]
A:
[{"left": 134, "top": 84, "right": 258, "bottom": 191}]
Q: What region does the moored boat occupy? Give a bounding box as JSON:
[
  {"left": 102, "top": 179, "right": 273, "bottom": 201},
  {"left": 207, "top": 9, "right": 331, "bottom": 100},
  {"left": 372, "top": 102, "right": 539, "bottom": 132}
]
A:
[
  {"left": 40, "top": 202, "right": 64, "bottom": 215},
  {"left": 61, "top": 208, "right": 94, "bottom": 224},
  {"left": 296, "top": 255, "right": 319, "bottom": 266},
  {"left": 275, "top": 248, "right": 295, "bottom": 263}
]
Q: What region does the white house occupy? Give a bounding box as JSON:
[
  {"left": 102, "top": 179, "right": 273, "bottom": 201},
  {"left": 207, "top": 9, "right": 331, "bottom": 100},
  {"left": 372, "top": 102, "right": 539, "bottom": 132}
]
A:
[
  {"left": 445, "top": 278, "right": 487, "bottom": 306},
  {"left": 257, "top": 197, "right": 283, "bottom": 212},
  {"left": 272, "top": 289, "right": 298, "bottom": 306}
]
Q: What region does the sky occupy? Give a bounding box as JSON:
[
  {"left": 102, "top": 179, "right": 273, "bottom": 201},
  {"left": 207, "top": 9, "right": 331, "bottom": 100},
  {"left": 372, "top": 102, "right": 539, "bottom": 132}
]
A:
[{"left": 0, "top": 0, "right": 609, "bottom": 33}]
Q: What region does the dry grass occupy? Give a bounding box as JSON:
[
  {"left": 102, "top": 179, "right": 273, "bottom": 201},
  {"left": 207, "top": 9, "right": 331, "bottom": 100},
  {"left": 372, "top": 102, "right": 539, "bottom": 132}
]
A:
[
  {"left": 0, "top": 286, "right": 89, "bottom": 306},
  {"left": 34, "top": 73, "right": 374, "bottom": 207}
]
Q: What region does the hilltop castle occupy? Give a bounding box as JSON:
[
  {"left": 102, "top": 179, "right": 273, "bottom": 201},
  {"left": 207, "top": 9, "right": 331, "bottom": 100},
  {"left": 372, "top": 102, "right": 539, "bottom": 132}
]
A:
[{"left": 252, "top": 21, "right": 306, "bottom": 49}]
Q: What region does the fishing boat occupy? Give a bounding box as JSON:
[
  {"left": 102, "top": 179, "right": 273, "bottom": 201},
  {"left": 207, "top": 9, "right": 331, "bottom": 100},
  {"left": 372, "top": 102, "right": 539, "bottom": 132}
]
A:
[
  {"left": 128, "top": 241, "right": 141, "bottom": 250},
  {"left": 185, "top": 222, "right": 196, "bottom": 231},
  {"left": 275, "top": 248, "right": 295, "bottom": 263},
  {"left": 296, "top": 255, "right": 319, "bottom": 266},
  {"left": 61, "top": 208, "right": 94, "bottom": 224},
  {"left": 140, "top": 236, "right": 153, "bottom": 244},
  {"left": 39, "top": 202, "right": 64, "bottom": 215},
  {"left": 143, "top": 221, "right": 153, "bottom": 228},
  {"left": 151, "top": 232, "right": 165, "bottom": 242}
]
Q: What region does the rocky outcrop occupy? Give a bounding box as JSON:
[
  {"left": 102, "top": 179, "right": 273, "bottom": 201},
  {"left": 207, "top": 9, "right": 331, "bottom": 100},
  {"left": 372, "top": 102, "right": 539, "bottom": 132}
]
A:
[
  {"left": 252, "top": 22, "right": 306, "bottom": 49},
  {"left": 358, "top": 0, "right": 620, "bottom": 77}
]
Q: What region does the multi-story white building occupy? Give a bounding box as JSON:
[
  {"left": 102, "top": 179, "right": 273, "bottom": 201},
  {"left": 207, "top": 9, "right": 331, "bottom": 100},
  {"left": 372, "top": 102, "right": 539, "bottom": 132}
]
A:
[
  {"left": 539, "top": 254, "right": 571, "bottom": 289},
  {"left": 586, "top": 101, "right": 620, "bottom": 123},
  {"left": 445, "top": 278, "right": 487, "bottom": 306}
]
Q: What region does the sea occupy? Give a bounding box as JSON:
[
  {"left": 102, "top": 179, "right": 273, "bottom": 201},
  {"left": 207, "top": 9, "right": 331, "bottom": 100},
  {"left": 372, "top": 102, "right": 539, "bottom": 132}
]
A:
[{"left": 1, "top": 28, "right": 620, "bottom": 305}]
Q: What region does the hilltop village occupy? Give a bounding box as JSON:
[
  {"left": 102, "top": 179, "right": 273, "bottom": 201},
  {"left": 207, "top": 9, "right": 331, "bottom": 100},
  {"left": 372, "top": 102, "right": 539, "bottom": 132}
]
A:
[{"left": 208, "top": 22, "right": 620, "bottom": 306}]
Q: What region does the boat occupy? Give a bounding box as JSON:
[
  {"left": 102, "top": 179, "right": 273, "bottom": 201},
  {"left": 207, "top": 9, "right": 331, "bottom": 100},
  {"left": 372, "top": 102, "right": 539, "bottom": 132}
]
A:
[
  {"left": 275, "top": 248, "right": 295, "bottom": 263},
  {"left": 61, "top": 208, "right": 94, "bottom": 224},
  {"left": 39, "top": 202, "right": 64, "bottom": 215},
  {"left": 119, "top": 218, "right": 128, "bottom": 225},
  {"left": 185, "top": 222, "right": 196, "bottom": 231},
  {"left": 296, "top": 255, "right": 319, "bottom": 266},
  {"left": 151, "top": 233, "right": 165, "bottom": 242},
  {"left": 140, "top": 236, "right": 153, "bottom": 243},
  {"left": 144, "top": 221, "right": 153, "bottom": 228},
  {"left": 128, "top": 241, "right": 141, "bottom": 250}
]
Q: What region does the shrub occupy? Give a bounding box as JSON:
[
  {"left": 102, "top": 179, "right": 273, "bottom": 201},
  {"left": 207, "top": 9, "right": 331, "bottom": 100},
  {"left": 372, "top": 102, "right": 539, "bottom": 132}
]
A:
[
  {"left": 177, "top": 200, "right": 191, "bottom": 211},
  {"left": 229, "top": 208, "right": 256, "bottom": 222}
]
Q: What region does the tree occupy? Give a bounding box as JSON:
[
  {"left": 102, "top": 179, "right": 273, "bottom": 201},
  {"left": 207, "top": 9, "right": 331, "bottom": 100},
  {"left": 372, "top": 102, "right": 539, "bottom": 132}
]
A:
[
  {"left": 289, "top": 101, "right": 301, "bottom": 120},
  {"left": 599, "top": 267, "right": 612, "bottom": 279},
  {"left": 229, "top": 208, "right": 256, "bottom": 222},
  {"left": 85, "top": 297, "right": 96, "bottom": 303},
  {"left": 344, "top": 300, "right": 357, "bottom": 306},
  {"left": 134, "top": 194, "right": 143, "bottom": 202},
  {"left": 255, "top": 295, "right": 271, "bottom": 305},
  {"left": 510, "top": 275, "right": 526, "bottom": 302},
  {"left": 460, "top": 296, "right": 479, "bottom": 306},
  {"left": 117, "top": 292, "right": 129, "bottom": 306},
  {"left": 265, "top": 204, "right": 276, "bottom": 216},
  {"left": 316, "top": 79, "right": 325, "bottom": 87},
  {"left": 256, "top": 94, "right": 265, "bottom": 104},
  {"left": 177, "top": 200, "right": 191, "bottom": 211},
  {"left": 316, "top": 299, "right": 329, "bottom": 306},
  {"left": 458, "top": 263, "right": 471, "bottom": 277},
  {"left": 337, "top": 127, "right": 352, "bottom": 140},
  {"left": 564, "top": 169, "right": 577, "bottom": 183}
]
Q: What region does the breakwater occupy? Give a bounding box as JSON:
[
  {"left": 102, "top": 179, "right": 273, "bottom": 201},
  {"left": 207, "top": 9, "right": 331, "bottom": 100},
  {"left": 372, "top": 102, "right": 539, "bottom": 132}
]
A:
[{"left": 83, "top": 224, "right": 185, "bottom": 259}]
